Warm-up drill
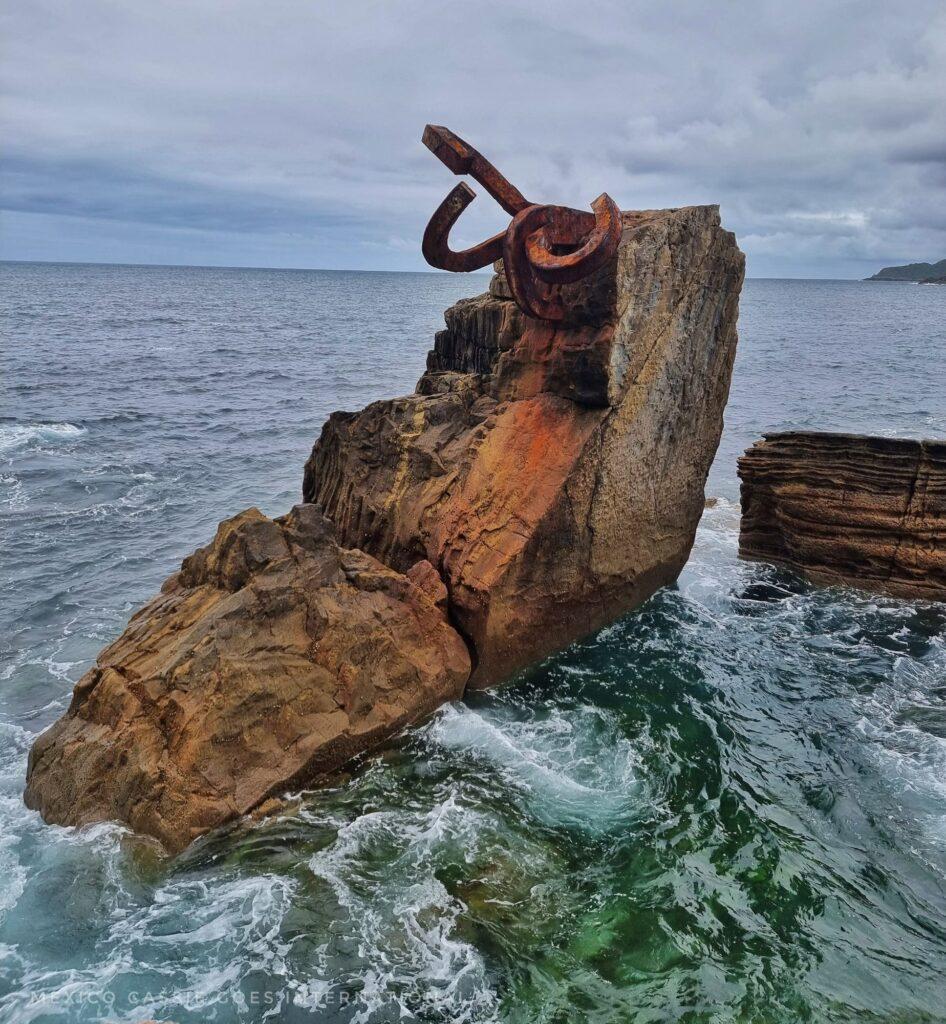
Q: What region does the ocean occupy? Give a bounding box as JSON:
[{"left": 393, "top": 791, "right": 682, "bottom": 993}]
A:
[{"left": 1, "top": 262, "right": 945, "bottom": 1023}]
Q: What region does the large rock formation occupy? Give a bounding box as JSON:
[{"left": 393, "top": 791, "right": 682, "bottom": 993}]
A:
[
  {"left": 738, "top": 432, "right": 946, "bottom": 601},
  {"left": 25, "top": 203, "right": 743, "bottom": 851},
  {"left": 305, "top": 206, "right": 744, "bottom": 686},
  {"left": 24, "top": 505, "right": 469, "bottom": 853}
]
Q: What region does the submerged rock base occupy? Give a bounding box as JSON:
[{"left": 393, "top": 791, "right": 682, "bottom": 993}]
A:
[
  {"left": 26, "top": 205, "right": 744, "bottom": 851},
  {"left": 738, "top": 431, "right": 946, "bottom": 600}
]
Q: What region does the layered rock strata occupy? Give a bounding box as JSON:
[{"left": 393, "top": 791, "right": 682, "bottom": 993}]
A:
[
  {"left": 26, "top": 204, "right": 744, "bottom": 850},
  {"left": 738, "top": 432, "right": 946, "bottom": 600}
]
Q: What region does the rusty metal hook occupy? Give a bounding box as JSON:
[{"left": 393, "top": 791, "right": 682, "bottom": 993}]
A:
[
  {"left": 422, "top": 125, "right": 530, "bottom": 216},
  {"left": 500, "top": 204, "right": 566, "bottom": 321},
  {"left": 524, "top": 194, "right": 622, "bottom": 285},
  {"left": 421, "top": 183, "right": 505, "bottom": 273},
  {"left": 502, "top": 195, "right": 622, "bottom": 320},
  {"left": 421, "top": 126, "right": 623, "bottom": 320},
  {"left": 420, "top": 126, "right": 532, "bottom": 274}
]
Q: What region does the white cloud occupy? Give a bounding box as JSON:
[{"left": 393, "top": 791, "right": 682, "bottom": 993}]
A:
[{"left": 1, "top": 0, "right": 944, "bottom": 275}]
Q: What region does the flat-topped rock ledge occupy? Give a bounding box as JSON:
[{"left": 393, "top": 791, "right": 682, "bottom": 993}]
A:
[
  {"left": 26, "top": 205, "right": 744, "bottom": 851},
  {"left": 738, "top": 432, "right": 946, "bottom": 601}
]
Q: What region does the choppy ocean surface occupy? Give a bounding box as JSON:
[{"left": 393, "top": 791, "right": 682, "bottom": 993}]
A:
[{"left": 1, "top": 261, "right": 945, "bottom": 1023}]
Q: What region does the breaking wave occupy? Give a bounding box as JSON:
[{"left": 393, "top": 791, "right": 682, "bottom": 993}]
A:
[{"left": 0, "top": 423, "right": 86, "bottom": 454}]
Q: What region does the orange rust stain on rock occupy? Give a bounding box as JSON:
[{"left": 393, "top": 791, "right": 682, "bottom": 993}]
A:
[{"left": 431, "top": 394, "right": 603, "bottom": 594}]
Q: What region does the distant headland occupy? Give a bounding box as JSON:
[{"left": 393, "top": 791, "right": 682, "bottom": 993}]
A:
[{"left": 865, "top": 259, "right": 946, "bottom": 282}]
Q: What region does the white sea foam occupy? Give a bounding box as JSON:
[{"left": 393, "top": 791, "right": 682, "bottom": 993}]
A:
[
  {"left": 855, "top": 687, "right": 946, "bottom": 852},
  {"left": 0, "top": 724, "right": 30, "bottom": 925},
  {"left": 0, "top": 838, "right": 299, "bottom": 1023},
  {"left": 108, "top": 872, "right": 297, "bottom": 1021},
  {"left": 0, "top": 422, "right": 86, "bottom": 454},
  {"left": 0, "top": 800, "right": 28, "bottom": 921},
  {"left": 426, "top": 701, "right": 645, "bottom": 833},
  {"left": 0, "top": 473, "right": 27, "bottom": 511},
  {"left": 306, "top": 795, "right": 499, "bottom": 1023}
]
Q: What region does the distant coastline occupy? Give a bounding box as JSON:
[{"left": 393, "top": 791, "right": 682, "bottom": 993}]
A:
[{"left": 865, "top": 258, "right": 946, "bottom": 282}]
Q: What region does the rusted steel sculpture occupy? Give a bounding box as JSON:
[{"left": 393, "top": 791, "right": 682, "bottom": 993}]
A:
[{"left": 421, "top": 125, "right": 621, "bottom": 320}]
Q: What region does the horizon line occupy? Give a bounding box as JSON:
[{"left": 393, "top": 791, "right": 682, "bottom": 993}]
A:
[{"left": 0, "top": 257, "right": 868, "bottom": 281}]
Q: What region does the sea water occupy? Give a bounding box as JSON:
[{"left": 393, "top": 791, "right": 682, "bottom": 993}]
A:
[{"left": 1, "top": 262, "right": 945, "bottom": 1022}]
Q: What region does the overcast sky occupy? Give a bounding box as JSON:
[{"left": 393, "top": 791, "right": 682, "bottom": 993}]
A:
[{"left": 2, "top": 0, "right": 944, "bottom": 277}]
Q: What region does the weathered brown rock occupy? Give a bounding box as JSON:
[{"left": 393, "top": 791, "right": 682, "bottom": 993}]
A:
[
  {"left": 26, "top": 202, "right": 744, "bottom": 851},
  {"left": 304, "top": 205, "right": 745, "bottom": 686},
  {"left": 426, "top": 276, "right": 524, "bottom": 375},
  {"left": 24, "top": 505, "right": 470, "bottom": 852},
  {"left": 738, "top": 432, "right": 946, "bottom": 600}
]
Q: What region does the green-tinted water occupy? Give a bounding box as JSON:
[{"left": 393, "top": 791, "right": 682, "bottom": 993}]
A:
[
  {"left": 177, "top": 507, "right": 941, "bottom": 1023},
  {"left": 2, "top": 268, "right": 945, "bottom": 1021}
]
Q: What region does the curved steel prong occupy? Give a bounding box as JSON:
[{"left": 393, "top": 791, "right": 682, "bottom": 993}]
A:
[
  {"left": 420, "top": 127, "right": 624, "bottom": 319},
  {"left": 525, "top": 194, "right": 622, "bottom": 285},
  {"left": 422, "top": 182, "right": 505, "bottom": 273},
  {"left": 423, "top": 125, "right": 530, "bottom": 216},
  {"left": 502, "top": 204, "right": 566, "bottom": 320}
]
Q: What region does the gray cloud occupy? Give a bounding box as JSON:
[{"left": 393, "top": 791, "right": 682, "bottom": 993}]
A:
[{"left": 1, "top": 0, "right": 944, "bottom": 276}]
